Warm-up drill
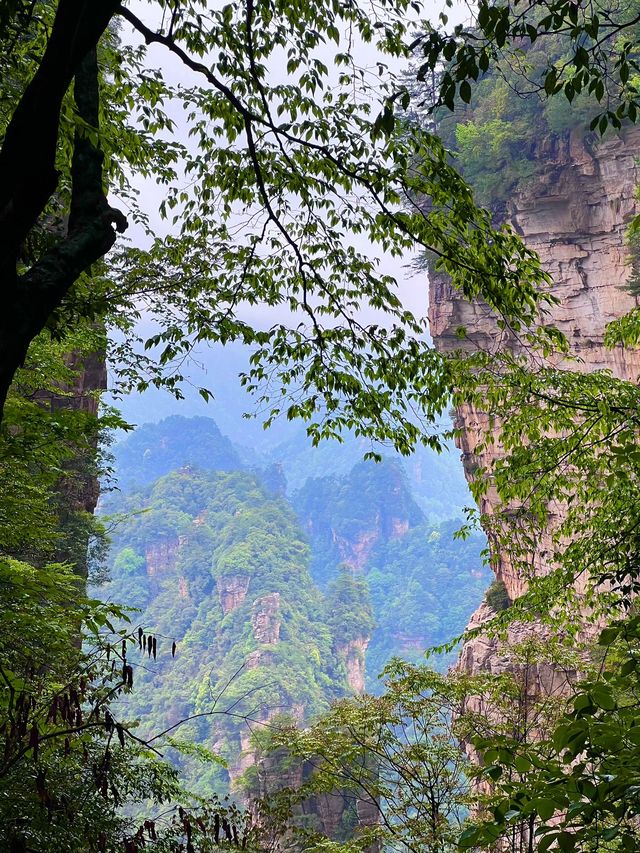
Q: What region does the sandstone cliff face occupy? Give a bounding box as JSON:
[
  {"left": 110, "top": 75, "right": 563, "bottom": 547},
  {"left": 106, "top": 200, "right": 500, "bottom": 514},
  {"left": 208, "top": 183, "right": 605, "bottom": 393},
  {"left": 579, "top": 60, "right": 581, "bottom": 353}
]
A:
[
  {"left": 251, "top": 593, "right": 281, "bottom": 644},
  {"left": 336, "top": 636, "right": 369, "bottom": 694},
  {"left": 428, "top": 126, "right": 640, "bottom": 680},
  {"left": 38, "top": 347, "right": 107, "bottom": 576},
  {"left": 146, "top": 538, "right": 180, "bottom": 577},
  {"left": 217, "top": 573, "right": 251, "bottom": 614}
]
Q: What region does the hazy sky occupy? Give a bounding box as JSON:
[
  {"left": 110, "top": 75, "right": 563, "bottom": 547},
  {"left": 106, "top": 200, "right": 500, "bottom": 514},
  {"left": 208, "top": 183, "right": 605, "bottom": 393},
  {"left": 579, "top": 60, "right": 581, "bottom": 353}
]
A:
[
  {"left": 117, "top": 0, "right": 471, "bottom": 326},
  {"left": 112, "top": 0, "right": 471, "bottom": 418}
]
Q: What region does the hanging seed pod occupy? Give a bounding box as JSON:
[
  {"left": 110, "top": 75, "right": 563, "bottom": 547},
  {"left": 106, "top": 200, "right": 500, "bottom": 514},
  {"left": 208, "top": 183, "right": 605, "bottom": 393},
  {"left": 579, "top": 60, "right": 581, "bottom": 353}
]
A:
[
  {"left": 29, "top": 724, "right": 39, "bottom": 761},
  {"left": 152, "top": 637, "right": 157, "bottom": 660},
  {"left": 48, "top": 697, "right": 58, "bottom": 724},
  {"left": 172, "top": 640, "right": 177, "bottom": 658},
  {"left": 104, "top": 710, "right": 114, "bottom": 732},
  {"left": 116, "top": 723, "right": 125, "bottom": 749},
  {"left": 214, "top": 813, "right": 220, "bottom": 843},
  {"left": 138, "top": 627, "right": 143, "bottom": 649}
]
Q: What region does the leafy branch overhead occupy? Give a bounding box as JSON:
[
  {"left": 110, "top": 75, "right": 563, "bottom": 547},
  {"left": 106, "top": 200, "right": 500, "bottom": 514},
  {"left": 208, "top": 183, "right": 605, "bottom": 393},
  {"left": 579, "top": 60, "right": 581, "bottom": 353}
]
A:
[
  {"left": 0, "top": 0, "right": 553, "bottom": 452},
  {"left": 416, "top": 0, "right": 640, "bottom": 132}
]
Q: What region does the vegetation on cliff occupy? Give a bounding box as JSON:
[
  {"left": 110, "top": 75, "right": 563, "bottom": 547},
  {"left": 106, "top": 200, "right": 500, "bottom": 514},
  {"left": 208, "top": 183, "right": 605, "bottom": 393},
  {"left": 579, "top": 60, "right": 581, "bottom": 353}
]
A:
[
  {"left": 103, "top": 467, "right": 354, "bottom": 794},
  {"left": 409, "top": 2, "right": 640, "bottom": 210},
  {"left": 293, "top": 459, "right": 487, "bottom": 677},
  {"left": 101, "top": 420, "right": 486, "bottom": 795}
]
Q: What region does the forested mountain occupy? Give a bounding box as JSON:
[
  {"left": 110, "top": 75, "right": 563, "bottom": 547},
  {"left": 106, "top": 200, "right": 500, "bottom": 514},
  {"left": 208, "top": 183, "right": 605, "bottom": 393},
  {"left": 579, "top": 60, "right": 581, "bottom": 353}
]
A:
[
  {"left": 103, "top": 468, "right": 355, "bottom": 793},
  {"left": 293, "top": 460, "right": 488, "bottom": 682},
  {"left": 114, "top": 381, "right": 471, "bottom": 519},
  {"left": 112, "top": 416, "right": 243, "bottom": 491},
  {"left": 102, "top": 415, "right": 487, "bottom": 787}
]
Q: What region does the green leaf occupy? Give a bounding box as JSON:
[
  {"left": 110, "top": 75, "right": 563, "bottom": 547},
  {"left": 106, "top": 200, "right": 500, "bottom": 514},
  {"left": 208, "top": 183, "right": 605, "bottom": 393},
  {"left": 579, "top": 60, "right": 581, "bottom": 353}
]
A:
[{"left": 532, "top": 798, "right": 556, "bottom": 821}]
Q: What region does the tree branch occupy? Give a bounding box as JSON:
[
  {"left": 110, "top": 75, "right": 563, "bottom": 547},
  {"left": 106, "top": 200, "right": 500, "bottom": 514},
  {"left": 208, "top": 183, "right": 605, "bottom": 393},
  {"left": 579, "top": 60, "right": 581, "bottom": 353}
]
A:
[
  {"left": 0, "top": 36, "right": 126, "bottom": 420},
  {"left": 0, "top": 0, "right": 120, "bottom": 279}
]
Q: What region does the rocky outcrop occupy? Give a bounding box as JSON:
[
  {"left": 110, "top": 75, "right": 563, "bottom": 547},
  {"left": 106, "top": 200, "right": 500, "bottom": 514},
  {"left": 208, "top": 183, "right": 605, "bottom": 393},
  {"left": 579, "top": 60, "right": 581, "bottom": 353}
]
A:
[
  {"left": 217, "top": 573, "right": 250, "bottom": 614},
  {"left": 255, "top": 748, "right": 380, "bottom": 852},
  {"left": 332, "top": 515, "right": 411, "bottom": 571},
  {"left": 429, "top": 127, "right": 640, "bottom": 687},
  {"left": 333, "top": 526, "right": 381, "bottom": 570},
  {"left": 145, "top": 538, "right": 179, "bottom": 577},
  {"left": 337, "top": 637, "right": 369, "bottom": 694},
  {"left": 392, "top": 632, "right": 430, "bottom": 653},
  {"left": 251, "top": 593, "right": 281, "bottom": 644}
]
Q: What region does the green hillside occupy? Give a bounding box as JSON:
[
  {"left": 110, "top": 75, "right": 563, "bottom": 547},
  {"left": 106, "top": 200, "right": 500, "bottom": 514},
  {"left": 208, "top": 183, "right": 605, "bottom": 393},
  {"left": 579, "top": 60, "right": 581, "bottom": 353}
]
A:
[
  {"left": 111, "top": 415, "right": 243, "bottom": 491},
  {"left": 103, "top": 468, "right": 353, "bottom": 794},
  {"left": 293, "top": 459, "right": 489, "bottom": 684},
  {"left": 100, "top": 417, "right": 488, "bottom": 791}
]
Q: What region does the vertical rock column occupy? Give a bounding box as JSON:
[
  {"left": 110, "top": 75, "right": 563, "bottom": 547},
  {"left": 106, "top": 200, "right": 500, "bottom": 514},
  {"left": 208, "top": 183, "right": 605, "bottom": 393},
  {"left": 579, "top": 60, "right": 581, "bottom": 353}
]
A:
[{"left": 428, "top": 126, "right": 640, "bottom": 681}]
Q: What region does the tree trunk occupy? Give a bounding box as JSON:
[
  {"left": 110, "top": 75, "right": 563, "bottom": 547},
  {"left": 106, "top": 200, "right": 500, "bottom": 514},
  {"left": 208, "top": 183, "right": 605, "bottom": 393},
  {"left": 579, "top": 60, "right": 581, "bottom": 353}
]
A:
[{"left": 0, "top": 0, "right": 125, "bottom": 421}]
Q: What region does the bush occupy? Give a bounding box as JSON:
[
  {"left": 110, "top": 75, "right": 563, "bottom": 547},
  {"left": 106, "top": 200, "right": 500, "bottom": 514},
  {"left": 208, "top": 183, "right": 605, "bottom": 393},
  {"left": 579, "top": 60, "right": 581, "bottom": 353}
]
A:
[{"left": 485, "top": 579, "right": 511, "bottom": 612}]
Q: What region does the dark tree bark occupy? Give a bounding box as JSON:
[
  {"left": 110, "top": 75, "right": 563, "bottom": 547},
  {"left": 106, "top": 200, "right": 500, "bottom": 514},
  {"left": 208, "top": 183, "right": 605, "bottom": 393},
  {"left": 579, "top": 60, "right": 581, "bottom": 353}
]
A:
[{"left": 0, "top": 0, "right": 126, "bottom": 420}]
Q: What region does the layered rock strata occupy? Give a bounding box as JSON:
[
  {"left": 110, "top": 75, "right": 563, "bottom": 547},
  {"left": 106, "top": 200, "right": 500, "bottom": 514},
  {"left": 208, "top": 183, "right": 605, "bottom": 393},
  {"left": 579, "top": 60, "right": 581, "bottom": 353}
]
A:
[{"left": 428, "top": 126, "right": 640, "bottom": 684}]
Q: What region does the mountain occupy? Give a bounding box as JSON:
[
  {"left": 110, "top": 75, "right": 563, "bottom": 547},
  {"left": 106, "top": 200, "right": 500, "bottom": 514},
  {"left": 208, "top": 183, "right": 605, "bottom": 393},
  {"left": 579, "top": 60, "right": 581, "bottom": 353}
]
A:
[
  {"left": 267, "top": 429, "right": 470, "bottom": 519},
  {"left": 100, "top": 413, "right": 488, "bottom": 791},
  {"left": 111, "top": 340, "right": 472, "bottom": 520},
  {"left": 294, "top": 458, "right": 425, "bottom": 584},
  {"left": 103, "top": 468, "right": 360, "bottom": 794},
  {"left": 111, "top": 415, "right": 243, "bottom": 491},
  {"left": 292, "top": 459, "right": 489, "bottom": 684},
  {"left": 110, "top": 340, "right": 301, "bottom": 450}
]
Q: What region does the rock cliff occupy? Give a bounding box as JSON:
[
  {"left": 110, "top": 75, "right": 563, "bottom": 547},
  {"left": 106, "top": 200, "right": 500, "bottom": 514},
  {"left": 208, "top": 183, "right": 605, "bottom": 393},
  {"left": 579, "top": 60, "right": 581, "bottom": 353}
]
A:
[
  {"left": 37, "top": 346, "right": 107, "bottom": 576},
  {"left": 428, "top": 126, "right": 640, "bottom": 683},
  {"left": 336, "top": 636, "right": 369, "bottom": 694}
]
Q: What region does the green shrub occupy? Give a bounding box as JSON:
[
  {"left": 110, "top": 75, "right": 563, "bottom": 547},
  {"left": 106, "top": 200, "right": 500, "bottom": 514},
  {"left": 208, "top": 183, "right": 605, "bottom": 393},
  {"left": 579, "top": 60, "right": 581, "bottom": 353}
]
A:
[{"left": 485, "top": 579, "right": 511, "bottom": 612}]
